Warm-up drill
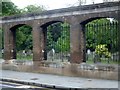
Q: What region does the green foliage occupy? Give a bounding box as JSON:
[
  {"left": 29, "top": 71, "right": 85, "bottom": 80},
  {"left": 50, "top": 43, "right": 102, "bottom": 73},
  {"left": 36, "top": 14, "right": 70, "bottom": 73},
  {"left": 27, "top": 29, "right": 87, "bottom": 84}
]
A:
[
  {"left": 95, "top": 44, "right": 111, "bottom": 58},
  {"left": 47, "top": 23, "right": 62, "bottom": 51},
  {"left": 86, "top": 18, "right": 118, "bottom": 52},
  {"left": 1, "top": 0, "right": 46, "bottom": 52},
  {"left": 47, "top": 23, "right": 70, "bottom": 53},
  {"left": 17, "top": 53, "right": 33, "bottom": 60},
  {"left": 1, "top": 0, "right": 20, "bottom": 16},
  {"left": 21, "top": 5, "right": 45, "bottom": 14},
  {"left": 1, "top": 0, "right": 118, "bottom": 63},
  {"left": 16, "top": 25, "right": 32, "bottom": 51},
  {"left": 55, "top": 23, "right": 70, "bottom": 52}
]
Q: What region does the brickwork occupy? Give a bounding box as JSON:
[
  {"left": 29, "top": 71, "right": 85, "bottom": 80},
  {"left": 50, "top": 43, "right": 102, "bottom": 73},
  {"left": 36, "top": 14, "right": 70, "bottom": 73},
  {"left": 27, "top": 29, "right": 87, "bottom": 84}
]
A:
[{"left": 1, "top": 2, "right": 119, "bottom": 64}]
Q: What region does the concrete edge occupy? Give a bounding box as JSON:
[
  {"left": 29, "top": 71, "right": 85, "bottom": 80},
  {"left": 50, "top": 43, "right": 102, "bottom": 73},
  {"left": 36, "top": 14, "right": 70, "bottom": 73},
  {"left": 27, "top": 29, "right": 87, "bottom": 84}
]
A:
[
  {"left": 0, "top": 78, "right": 73, "bottom": 89},
  {"left": 0, "top": 78, "right": 119, "bottom": 90}
]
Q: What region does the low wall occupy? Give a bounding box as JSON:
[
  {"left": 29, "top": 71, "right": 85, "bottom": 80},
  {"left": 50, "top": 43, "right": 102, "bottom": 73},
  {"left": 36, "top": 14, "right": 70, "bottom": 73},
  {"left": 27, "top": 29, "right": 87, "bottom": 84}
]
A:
[{"left": 1, "top": 60, "right": 119, "bottom": 80}]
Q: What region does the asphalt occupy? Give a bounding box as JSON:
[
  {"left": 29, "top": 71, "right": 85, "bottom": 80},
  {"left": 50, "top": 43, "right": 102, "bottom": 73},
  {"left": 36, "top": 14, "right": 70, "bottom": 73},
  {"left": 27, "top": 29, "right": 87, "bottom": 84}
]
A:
[{"left": 0, "top": 70, "right": 119, "bottom": 89}]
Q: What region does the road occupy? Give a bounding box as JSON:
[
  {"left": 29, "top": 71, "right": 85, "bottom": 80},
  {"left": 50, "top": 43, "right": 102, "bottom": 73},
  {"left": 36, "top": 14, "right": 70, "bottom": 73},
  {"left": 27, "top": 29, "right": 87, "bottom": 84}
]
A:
[
  {"left": 1, "top": 81, "right": 37, "bottom": 88},
  {"left": 0, "top": 81, "right": 56, "bottom": 89}
]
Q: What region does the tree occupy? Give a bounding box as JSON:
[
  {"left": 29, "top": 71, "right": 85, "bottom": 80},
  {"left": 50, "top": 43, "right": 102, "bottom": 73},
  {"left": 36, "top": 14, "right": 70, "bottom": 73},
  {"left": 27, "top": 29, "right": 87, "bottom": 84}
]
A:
[
  {"left": 21, "top": 5, "right": 45, "bottom": 14},
  {"left": 0, "top": 0, "right": 20, "bottom": 49},
  {"left": 1, "top": 0, "right": 20, "bottom": 16},
  {"left": 0, "top": 0, "right": 19, "bottom": 51},
  {"left": 55, "top": 23, "right": 70, "bottom": 52},
  {"left": 16, "top": 5, "right": 45, "bottom": 51},
  {"left": 86, "top": 18, "right": 118, "bottom": 53},
  {"left": 16, "top": 25, "right": 32, "bottom": 51},
  {"left": 47, "top": 22, "right": 70, "bottom": 53},
  {"left": 47, "top": 23, "right": 62, "bottom": 51},
  {"left": 1, "top": 0, "right": 46, "bottom": 52},
  {"left": 15, "top": 4, "right": 45, "bottom": 51}
]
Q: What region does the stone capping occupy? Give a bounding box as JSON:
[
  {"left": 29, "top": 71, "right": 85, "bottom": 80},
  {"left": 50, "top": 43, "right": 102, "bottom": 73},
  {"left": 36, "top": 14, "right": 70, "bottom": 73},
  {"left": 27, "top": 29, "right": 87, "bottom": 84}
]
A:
[
  {"left": 41, "top": 62, "right": 119, "bottom": 72},
  {"left": 9, "top": 60, "right": 119, "bottom": 72},
  {"left": 1, "top": 1, "right": 119, "bottom": 20}
]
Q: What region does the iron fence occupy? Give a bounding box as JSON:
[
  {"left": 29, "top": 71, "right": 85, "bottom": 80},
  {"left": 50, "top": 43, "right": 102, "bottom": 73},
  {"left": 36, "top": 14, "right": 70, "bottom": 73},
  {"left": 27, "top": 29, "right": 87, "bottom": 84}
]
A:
[
  {"left": 1, "top": 19, "right": 119, "bottom": 64},
  {"left": 46, "top": 22, "right": 70, "bottom": 62},
  {"left": 85, "top": 19, "right": 119, "bottom": 64},
  {"left": 45, "top": 20, "right": 119, "bottom": 64}
]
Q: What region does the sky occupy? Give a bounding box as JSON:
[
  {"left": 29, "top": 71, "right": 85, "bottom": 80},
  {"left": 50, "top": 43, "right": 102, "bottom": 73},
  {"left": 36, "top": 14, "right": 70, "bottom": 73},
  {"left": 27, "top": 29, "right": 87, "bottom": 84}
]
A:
[{"left": 11, "top": 0, "right": 103, "bottom": 10}]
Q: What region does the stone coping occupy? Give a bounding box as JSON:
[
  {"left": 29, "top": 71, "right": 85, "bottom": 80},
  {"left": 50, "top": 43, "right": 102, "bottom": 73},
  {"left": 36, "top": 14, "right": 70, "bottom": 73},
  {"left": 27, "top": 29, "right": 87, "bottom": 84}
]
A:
[{"left": 1, "top": 1, "right": 119, "bottom": 20}]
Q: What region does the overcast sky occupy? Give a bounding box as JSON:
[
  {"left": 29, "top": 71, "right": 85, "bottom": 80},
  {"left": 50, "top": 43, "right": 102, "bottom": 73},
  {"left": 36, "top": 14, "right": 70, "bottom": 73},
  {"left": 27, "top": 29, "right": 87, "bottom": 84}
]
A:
[{"left": 11, "top": 0, "right": 103, "bottom": 10}]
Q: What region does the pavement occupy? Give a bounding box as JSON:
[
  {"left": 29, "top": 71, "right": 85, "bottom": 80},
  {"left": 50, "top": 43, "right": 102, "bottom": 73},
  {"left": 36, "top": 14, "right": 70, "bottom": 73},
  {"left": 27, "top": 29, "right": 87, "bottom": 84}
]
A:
[{"left": 0, "top": 70, "right": 119, "bottom": 89}]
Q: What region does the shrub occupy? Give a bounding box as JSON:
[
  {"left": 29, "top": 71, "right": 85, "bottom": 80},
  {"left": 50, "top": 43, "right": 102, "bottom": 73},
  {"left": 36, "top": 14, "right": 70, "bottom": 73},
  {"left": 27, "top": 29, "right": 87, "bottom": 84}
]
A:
[{"left": 95, "top": 44, "right": 111, "bottom": 58}]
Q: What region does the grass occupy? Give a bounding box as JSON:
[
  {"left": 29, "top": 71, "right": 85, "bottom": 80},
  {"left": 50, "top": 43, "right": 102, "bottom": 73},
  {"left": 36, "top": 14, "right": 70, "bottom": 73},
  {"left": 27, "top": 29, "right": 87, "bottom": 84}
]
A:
[
  {"left": 17, "top": 54, "right": 33, "bottom": 60},
  {"left": 1, "top": 53, "right": 119, "bottom": 65}
]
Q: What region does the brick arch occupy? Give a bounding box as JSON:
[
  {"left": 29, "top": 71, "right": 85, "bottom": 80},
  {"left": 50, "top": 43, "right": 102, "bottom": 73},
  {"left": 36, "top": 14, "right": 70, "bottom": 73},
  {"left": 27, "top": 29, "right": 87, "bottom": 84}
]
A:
[
  {"left": 40, "top": 17, "right": 70, "bottom": 28},
  {"left": 4, "top": 23, "right": 33, "bottom": 60},
  {"left": 1, "top": 1, "right": 119, "bottom": 63},
  {"left": 39, "top": 20, "right": 70, "bottom": 60},
  {"left": 10, "top": 24, "right": 26, "bottom": 30},
  {"left": 40, "top": 20, "right": 63, "bottom": 28},
  {"left": 80, "top": 17, "right": 105, "bottom": 25},
  {"left": 9, "top": 22, "right": 33, "bottom": 30},
  {"left": 80, "top": 17, "right": 118, "bottom": 25}
]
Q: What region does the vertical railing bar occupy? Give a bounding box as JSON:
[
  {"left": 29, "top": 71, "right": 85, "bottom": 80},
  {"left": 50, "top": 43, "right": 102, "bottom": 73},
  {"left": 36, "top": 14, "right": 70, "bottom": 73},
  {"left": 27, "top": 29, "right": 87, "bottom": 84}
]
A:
[
  {"left": 115, "top": 21, "right": 118, "bottom": 63},
  {"left": 92, "top": 23, "right": 94, "bottom": 63},
  {"left": 86, "top": 24, "right": 87, "bottom": 62},
  {"left": 105, "top": 22, "right": 107, "bottom": 63},
  {"left": 112, "top": 21, "right": 114, "bottom": 63},
  {"left": 97, "top": 22, "right": 100, "bottom": 63},
  {"left": 62, "top": 24, "right": 63, "bottom": 62},
  {"left": 110, "top": 21, "right": 112, "bottom": 63},
  {"left": 87, "top": 24, "right": 89, "bottom": 62}
]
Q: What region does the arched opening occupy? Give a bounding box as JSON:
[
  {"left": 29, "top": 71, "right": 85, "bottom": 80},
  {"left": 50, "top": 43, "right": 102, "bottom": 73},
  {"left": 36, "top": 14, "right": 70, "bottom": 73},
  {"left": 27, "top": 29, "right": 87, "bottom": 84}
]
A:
[
  {"left": 85, "top": 18, "right": 118, "bottom": 64},
  {"left": 10, "top": 24, "right": 33, "bottom": 62},
  {"left": 42, "top": 21, "right": 70, "bottom": 62}
]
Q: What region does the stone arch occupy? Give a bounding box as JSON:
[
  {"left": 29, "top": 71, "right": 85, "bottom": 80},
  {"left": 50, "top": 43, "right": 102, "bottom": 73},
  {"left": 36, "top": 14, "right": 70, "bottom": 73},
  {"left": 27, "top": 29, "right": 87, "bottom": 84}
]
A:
[
  {"left": 4, "top": 23, "right": 33, "bottom": 61},
  {"left": 10, "top": 24, "right": 26, "bottom": 30},
  {"left": 40, "top": 16, "right": 71, "bottom": 27},
  {"left": 40, "top": 20, "right": 63, "bottom": 28},
  {"left": 80, "top": 16, "right": 118, "bottom": 25},
  {"left": 39, "top": 20, "right": 70, "bottom": 61},
  {"left": 1, "top": 1, "right": 119, "bottom": 63}
]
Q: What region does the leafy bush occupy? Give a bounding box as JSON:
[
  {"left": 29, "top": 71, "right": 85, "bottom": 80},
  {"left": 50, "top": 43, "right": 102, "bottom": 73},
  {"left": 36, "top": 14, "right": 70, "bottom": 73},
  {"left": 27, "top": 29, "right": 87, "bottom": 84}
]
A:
[{"left": 95, "top": 44, "right": 111, "bottom": 58}]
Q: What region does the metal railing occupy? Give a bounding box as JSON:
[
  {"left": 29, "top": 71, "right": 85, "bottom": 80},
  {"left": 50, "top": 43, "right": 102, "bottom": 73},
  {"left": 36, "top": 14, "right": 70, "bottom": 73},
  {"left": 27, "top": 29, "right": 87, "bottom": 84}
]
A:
[
  {"left": 85, "top": 19, "right": 119, "bottom": 64},
  {"left": 46, "top": 22, "right": 70, "bottom": 62}
]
